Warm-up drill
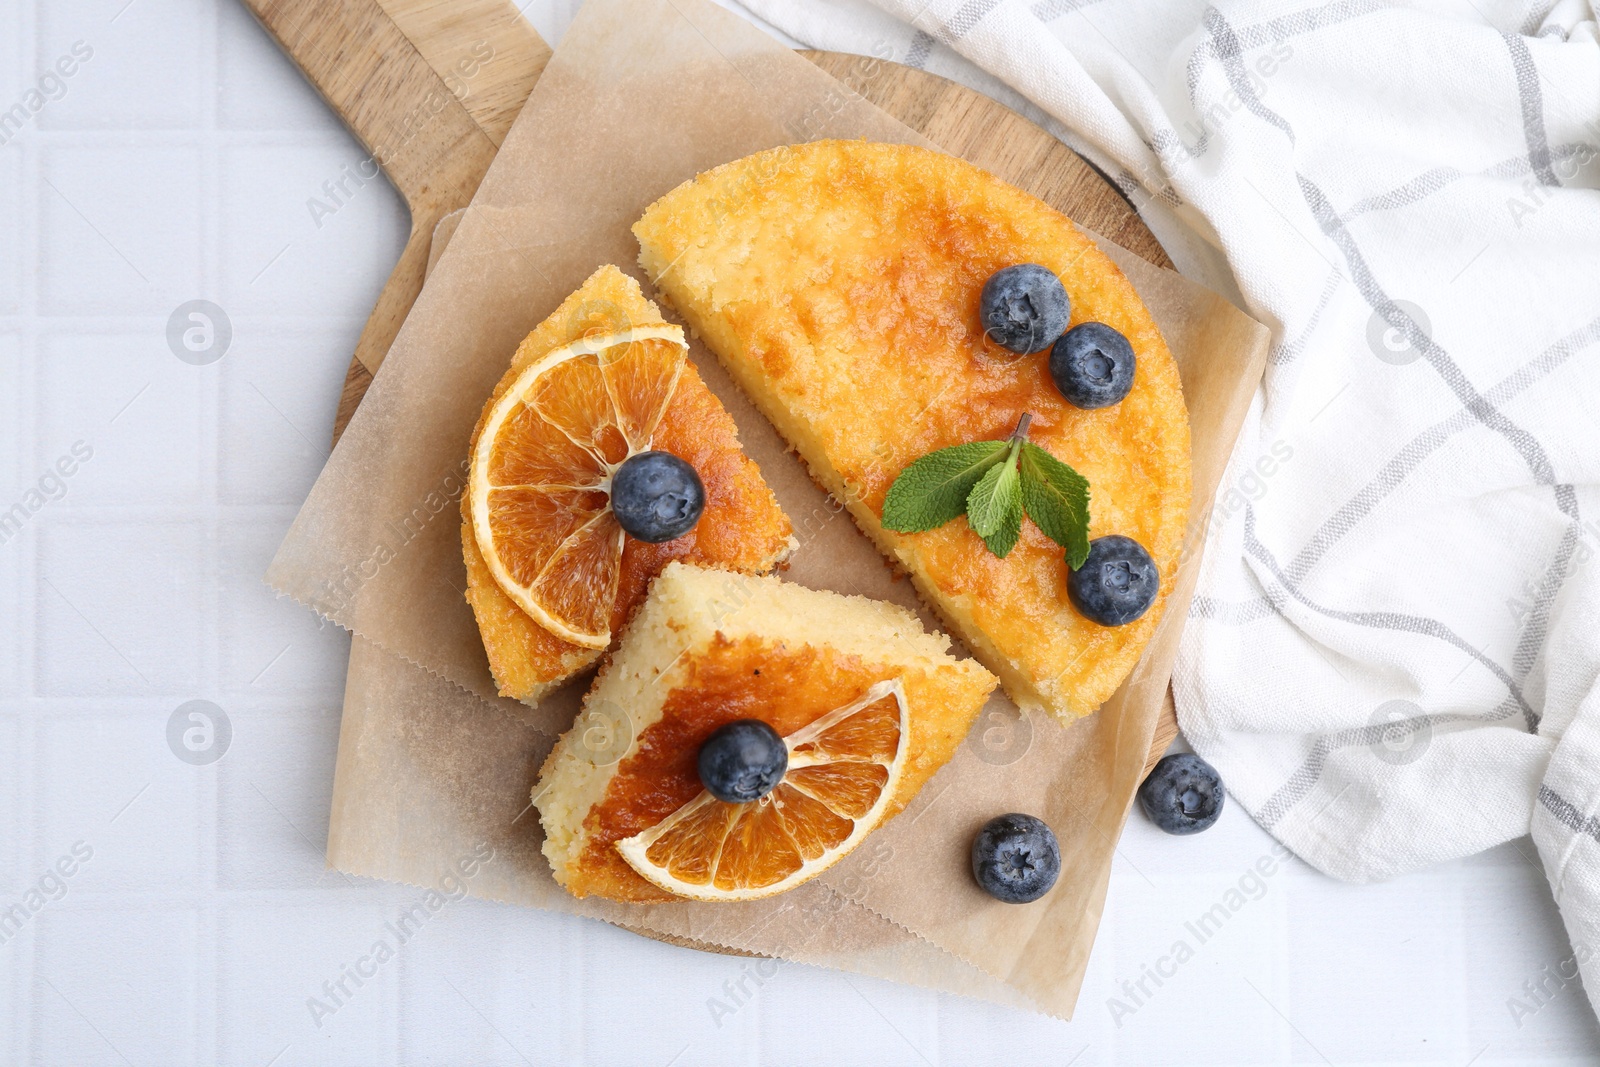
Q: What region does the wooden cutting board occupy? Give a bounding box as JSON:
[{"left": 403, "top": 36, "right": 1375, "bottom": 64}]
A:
[{"left": 238, "top": 0, "right": 1180, "bottom": 771}]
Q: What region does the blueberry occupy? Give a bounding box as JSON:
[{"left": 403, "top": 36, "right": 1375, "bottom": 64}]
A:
[
  {"left": 611, "top": 450, "right": 705, "bottom": 543},
  {"left": 1138, "top": 753, "right": 1225, "bottom": 835},
  {"left": 970, "top": 813, "right": 1061, "bottom": 903},
  {"left": 980, "top": 264, "right": 1070, "bottom": 354},
  {"left": 697, "top": 719, "right": 788, "bottom": 803},
  {"left": 1050, "top": 322, "right": 1136, "bottom": 409},
  {"left": 1067, "top": 535, "right": 1159, "bottom": 626}
]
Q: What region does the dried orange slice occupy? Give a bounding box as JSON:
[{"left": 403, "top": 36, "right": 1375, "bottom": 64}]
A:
[
  {"left": 615, "top": 679, "right": 908, "bottom": 901},
  {"left": 468, "top": 325, "right": 687, "bottom": 648}
]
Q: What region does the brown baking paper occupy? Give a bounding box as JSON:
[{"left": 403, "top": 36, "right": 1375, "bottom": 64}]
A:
[{"left": 269, "top": 0, "right": 1269, "bottom": 1019}]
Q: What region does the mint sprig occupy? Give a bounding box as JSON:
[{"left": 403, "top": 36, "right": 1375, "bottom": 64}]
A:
[
  {"left": 879, "top": 439, "right": 1010, "bottom": 532},
  {"left": 881, "top": 413, "right": 1091, "bottom": 561}
]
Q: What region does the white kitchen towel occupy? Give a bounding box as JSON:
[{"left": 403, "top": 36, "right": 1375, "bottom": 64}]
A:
[{"left": 740, "top": 0, "right": 1600, "bottom": 1019}]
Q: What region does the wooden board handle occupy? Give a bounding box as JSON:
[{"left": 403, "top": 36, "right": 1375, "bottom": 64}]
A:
[
  {"left": 237, "top": 0, "right": 544, "bottom": 376},
  {"left": 239, "top": 0, "right": 498, "bottom": 204}
]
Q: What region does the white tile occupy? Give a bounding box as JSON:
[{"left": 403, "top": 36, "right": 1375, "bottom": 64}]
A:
[
  {"left": 219, "top": 520, "right": 349, "bottom": 697},
  {"left": 572, "top": 920, "right": 766, "bottom": 1065},
  {"left": 35, "top": 712, "right": 201, "bottom": 892},
  {"left": 11, "top": 44, "right": 95, "bottom": 143},
  {"left": 1100, "top": 864, "right": 1289, "bottom": 1064},
  {"left": 0, "top": 717, "right": 18, "bottom": 895},
  {"left": 36, "top": 0, "right": 206, "bottom": 130},
  {"left": 398, "top": 900, "right": 585, "bottom": 1065},
  {"left": 0, "top": 335, "right": 24, "bottom": 697},
  {"left": 0, "top": 537, "right": 21, "bottom": 699},
  {"left": 36, "top": 330, "right": 205, "bottom": 507},
  {"left": 1286, "top": 864, "right": 1471, "bottom": 1064},
  {"left": 38, "top": 144, "right": 202, "bottom": 314},
  {"left": 0, "top": 913, "right": 14, "bottom": 1067},
  {"left": 758, "top": 966, "right": 941, "bottom": 1067},
  {"left": 1091, "top": 809, "right": 1299, "bottom": 1063},
  {"left": 35, "top": 520, "right": 205, "bottom": 695},
  {"left": 216, "top": 707, "right": 342, "bottom": 891},
  {"left": 0, "top": 351, "right": 21, "bottom": 515},
  {"left": 0, "top": 332, "right": 18, "bottom": 483},
  {"left": 218, "top": 324, "right": 349, "bottom": 505},
  {"left": 216, "top": 0, "right": 341, "bottom": 133},
  {"left": 936, "top": 992, "right": 1092, "bottom": 1064},
  {"left": 0, "top": 20, "right": 47, "bottom": 156},
  {"left": 218, "top": 903, "right": 401, "bottom": 1067},
  {"left": 0, "top": 149, "right": 21, "bottom": 313},
  {"left": 218, "top": 143, "right": 407, "bottom": 316},
  {"left": 0, "top": 8, "right": 24, "bottom": 106},
  {"left": 32, "top": 904, "right": 199, "bottom": 1066},
  {"left": 1463, "top": 862, "right": 1600, "bottom": 1062}
]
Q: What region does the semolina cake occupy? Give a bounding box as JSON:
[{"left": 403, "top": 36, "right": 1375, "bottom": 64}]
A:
[
  {"left": 535, "top": 561, "right": 998, "bottom": 903},
  {"left": 463, "top": 266, "right": 794, "bottom": 704},
  {"left": 634, "top": 141, "right": 1191, "bottom": 721}
]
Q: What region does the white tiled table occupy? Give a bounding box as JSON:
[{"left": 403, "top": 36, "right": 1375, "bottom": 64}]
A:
[{"left": 3, "top": 1, "right": 1598, "bottom": 1063}]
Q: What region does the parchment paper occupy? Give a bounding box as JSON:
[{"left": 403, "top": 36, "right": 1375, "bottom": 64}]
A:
[{"left": 271, "top": 0, "right": 1270, "bottom": 1019}]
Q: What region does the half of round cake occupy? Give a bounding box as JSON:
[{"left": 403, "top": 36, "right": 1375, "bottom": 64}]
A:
[
  {"left": 634, "top": 141, "right": 1191, "bottom": 720},
  {"left": 534, "top": 561, "right": 997, "bottom": 902}
]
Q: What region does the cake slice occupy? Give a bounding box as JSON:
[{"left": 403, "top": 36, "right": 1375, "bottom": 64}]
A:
[
  {"left": 634, "top": 141, "right": 1191, "bottom": 720},
  {"left": 535, "top": 561, "right": 997, "bottom": 903},
  {"left": 462, "top": 266, "right": 793, "bottom": 704}
]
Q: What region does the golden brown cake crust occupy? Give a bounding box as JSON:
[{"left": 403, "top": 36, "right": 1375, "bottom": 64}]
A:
[
  {"left": 634, "top": 141, "right": 1191, "bottom": 719},
  {"left": 462, "top": 266, "right": 793, "bottom": 703}
]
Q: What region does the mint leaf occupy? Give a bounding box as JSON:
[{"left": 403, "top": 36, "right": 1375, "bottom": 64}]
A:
[
  {"left": 980, "top": 501, "right": 1023, "bottom": 557},
  {"left": 881, "top": 440, "right": 1010, "bottom": 532},
  {"left": 966, "top": 441, "right": 1023, "bottom": 558},
  {"left": 1019, "top": 441, "right": 1091, "bottom": 568}
]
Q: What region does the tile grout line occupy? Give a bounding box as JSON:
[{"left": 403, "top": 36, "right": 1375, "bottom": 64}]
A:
[
  {"left": 16, "top": 0, "right": 42, "bottom": 1058},
  {"left": 200, "top": 7, "right": 223, "bottom": 1064}
]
